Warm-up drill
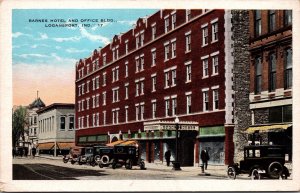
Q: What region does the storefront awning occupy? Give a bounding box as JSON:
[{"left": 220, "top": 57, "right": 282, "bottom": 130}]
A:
[
  {"left": 57, "top": 142, "right": 75, "bottom": 150},
  {"left": 37, "top": 142, "right": 55, "bottom": 150},
  {"left": 106, "top": 140, "right": 138, "bottom": 147},
  {"left": 246, "top": 124, "right": 292, "bottom": 134},
  {"left": 106, "top": 140, "right": 125, "bottom": 147}
]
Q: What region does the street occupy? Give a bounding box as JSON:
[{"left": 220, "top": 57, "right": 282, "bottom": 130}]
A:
[{"left": 13, "top": 157, "right": 234, "bottom": 180}]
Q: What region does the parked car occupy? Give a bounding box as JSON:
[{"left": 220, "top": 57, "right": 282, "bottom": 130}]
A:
[
  {"left": 77, "top": 147, "right": 96, "bottom": 166},
  {"left": 227, "top": 145, "right": 290, "bottom": 180},
  {"left": 63, "top": 146, "right": 84, "bottom": 164},
  {"left": 94, "top": 146, "right": 114, "bottom": 168}
]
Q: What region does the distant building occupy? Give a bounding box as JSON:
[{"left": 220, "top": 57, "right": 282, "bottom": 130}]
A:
[
  {"left": 248, "top": 10, "right": 292, "bottom": 160},
  {"left": 75, "top": 9, "right": 251, "bottom": 166},
  {"left": 36, "top": 103, "right": 75, "bottom": 156}
]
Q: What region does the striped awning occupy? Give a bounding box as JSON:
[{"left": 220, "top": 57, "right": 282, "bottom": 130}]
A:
[
  {"left": 57, "top": 142, "right": 75, "bottom": 150},
  {"left": 106, "top": 140, "right": 138, "bottom": 147},
  {"left": 246, "top": 124, "right": 292, "bottom": 134},
  {"left": 37, "top": 142, "right": 55, "bottom": 150}
]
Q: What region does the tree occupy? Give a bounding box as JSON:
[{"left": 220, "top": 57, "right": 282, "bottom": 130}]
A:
[{"left": 12, "top": 106, "right": 28, "bottom": 148}]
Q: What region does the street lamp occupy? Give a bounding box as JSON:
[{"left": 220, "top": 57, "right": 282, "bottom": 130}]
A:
[{"left": 172, "top": 116, "right": 181, "bottom": 170}]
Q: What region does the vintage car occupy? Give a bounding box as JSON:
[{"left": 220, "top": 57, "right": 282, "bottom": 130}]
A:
[
  {"left": 227, "top": 145, "right": 290, "bottom": 180},
  {"left": 63, "top": 146, "right": 84, "bottom": 164},
  {"left": 98, "top": 140, "right": 146, "bottom": 170},
  {"left": 77, "top": 147, "right": 96, "bottom": 166},
  {"left": 93, "top": 145, "right": 114, "bottom": 168}
]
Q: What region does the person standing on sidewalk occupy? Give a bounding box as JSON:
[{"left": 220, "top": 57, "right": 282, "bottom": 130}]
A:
[
  {"left": 31, "top": 147, "right": 36, "bottom": 158},
  {"left": 201, "top": 149, "right": 209, "bottom": 170},
  {"left": 164, "top": 150, "right": 171, "bottom": 166}
]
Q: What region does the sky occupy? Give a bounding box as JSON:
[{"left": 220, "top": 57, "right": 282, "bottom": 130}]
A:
[{"left": 12, "top": 9, "right": 157, "bottom": 106}]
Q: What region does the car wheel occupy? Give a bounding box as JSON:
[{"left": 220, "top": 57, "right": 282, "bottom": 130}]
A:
[
  {"left": 126, "top": 159, "right": 133, "bottom": 170},
  {"left": 227, "top": 166, "right": 236, "bottom": 180},
  {"left": 140, "top": 161, "right": 145, "bottom": 170},
  {"left": 281, "top": 166, "right": 289, "bottom": 179},
  {"left": 71, "top": 160, "right": 75, "bottom": 165},
  {"left": 63, "top": 158, "right": 68, "bottom": 163},
  {"left": 268, "top": 162, "right": 283, "bottom": 179},
  {"left": 251, "top": 169, "right": 261, "bottom": 180},
  {"left": 100, "top": 155, "right": 110, "bottom": 165}
]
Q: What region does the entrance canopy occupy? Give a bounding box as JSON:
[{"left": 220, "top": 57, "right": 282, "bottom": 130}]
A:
[
  {"left": 246, "top": 124, "right": 292, "bottom": 134},
  {"left": 37, "top": 142, "right": 54, "bottom": 150}
]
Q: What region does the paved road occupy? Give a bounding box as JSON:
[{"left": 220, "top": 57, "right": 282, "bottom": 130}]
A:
[{"left": 13, "top": 157, "right": 230, "bottom": 180}]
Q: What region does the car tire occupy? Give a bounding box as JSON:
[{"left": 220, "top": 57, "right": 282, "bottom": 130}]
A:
[
  {"left": 281, "top": 166, "right": 289, "bottom": 179},
  {"left": 268, "top": 161, "right": 283, "bottom": 179},
  {"left": 227, "top": 166, "right": 236, "bottom": 180},
  {"left": 125, "top": 159, "right": 133, "bottom": 170},
  {"left": 251, "top": 168, "right": 261, "bottom": 180},
  {"left": 100, "top": 155, "right": 110, "bottom": 165},
  {"left": 140, "top": 161, "right": 145, "bottom": 170},
  {"left": 71, "top": 160, "right": 75, "bottom": 164},
  {"left": 63, "top": 158, "right": 68, "bottom": 163}
]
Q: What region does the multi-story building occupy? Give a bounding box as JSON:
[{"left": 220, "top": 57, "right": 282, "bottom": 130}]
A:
[
  {"left": 75, "top": 9, "right": 250, "bottom": 166},
  {"left": 36, "top": 103, "right": 75, "bottom": 156},
  {"left": 248, "top": 10, "right": 292, "bottom": 161}
]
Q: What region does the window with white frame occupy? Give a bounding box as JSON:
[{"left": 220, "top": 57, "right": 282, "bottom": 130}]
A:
[
  {"left": 171, "top": 69, "right": 176, "bottom": 86},
  {"left": 152, "top": 24, "right": 156, "bottom": 40},
  {"left": 212, "top": 21, "right": 218, "bottom": 42},
  {"left": 212, "top": 55, "right": 219, "bottom": 75},
  {"left": 96, "top": 76, "right": 100, "bottom": 89},
  {"left": 92, "top": 78, "right": 95, "bottom": 90},
  {"left": 213, "top": 89, "right": 219, "bottom": 110},
  {"left": 202, "top": 26, "right": 208, "bottom": 46},
  {"left": 116, "top": 109, "right": 119, "bottom": 124},
  {"left": 140, "top": 81, "right": 144, "bottom": 95},
  {"left": 87, "top": 64, "right": 90, "bottom": 74},
  {"left": 92, "top": 95, "right": 95, "bottom": 108},
  {"left": 86, "top": 115, "right": 89, "bottom": 128},
  {"left": 172, "top": 97, "right": 177, "bottom": 115},
  {"left": 185, "top": 32, "right": 191, "bottom": 52},
  {"left": 203, "top": 90, "right": 209, "bottom": 111},
  {"left": 81, "top": 83, "right": 85, "bottom": 95},
  {"left": 135, "top": 57, "right": 139, "bottom": 72},
  {"left": 81, "top": 99, "right": 85, "bottom": 111},
  {"left": 112, "top": 48, "right": 116, "bottom": 61},
  {"left": 152, "top": 100, "right": 157, "bottom": 118},
  {"left": 112, "top": 87, "right": 119, "bottom": 103},
  {"left": 103, "top": 54, "right": 106, "bottom": 66},
  {"left": 171, "top": 39, "right": 176, "bottom": 58},
  {"left": 185, "top": 61, "right": 192, "bottom": 82},
  {"left": 125, "top": 106, "right": 129, "bottom": 122},
  {"left": 136, "top": 35, "right": 139, "bottom": 49},
  {"left": 96, "top": 94, "right": 99, "bottom": 107},
  {"left": 203, "top": 58, "right": 209, "bottom": 78},
  {"left": 86, "top": 97, "right": 90, "bottom": 110},
  {"left": 140, "top": 104, "right": 144, "bottom": 120},
  {"left": 96, "top": 113, "right": 99, "bottom": 126},
  {"left": 86, "top": 80, "right": 90, "bottom": 93},
  {"left": 78, "top": 117, "right": 81, "bottom": 129},
  {"left": 135, "top": 105, "right": 139, "bottom": 121},
  {"left": 125, "top": 40, "right": 129, "bottom": 54},
  {"left": 125, "top": 61, "right": 128, "bottom": 77},
  {"left": 140, "top": 32, "right": 144, "bottom": 47},
  {"left": 165, "top": 72, "right": 170, "bottom": 88},
  {"left": 78, "top": 85, "right": 81, "bottom": 96},
  {"left": 102, "top": 91, "right": 106, "bottom": 106},
  {"left": 125, "top": 83, "right": 129, "bottom": 99},
  {"left": 164, "top": 43, "right": 170, "bottom": 61},
  {"left": 103, "top": 72, "right": 106, "bottom": 86},
  {"left": 78, "top": 101, "right": 81, "bottom": 112},
  {"left": 135, "top": 82, "right": 139, "bottom": 96},
  {"left": 186, "top": 93, "right": 192, "bottom": 114},
  {"left": 165, "top": 16, "right": 169, "bottom": 33},
  {"left": 152, "top": 74, "right": 157, "bottom": 92},
  {"left": 60, "top": 117, "right": 66, "bottom": 130},
  {"left": 140, "top": 55, "right": 144, "bottom": 71},
  {"left": 92, "top": 114, "right": 96, "bottom": 127},
  {"left": 165, "top": 99, "right": 170, "bottom": 117},
  {"left": 93, "top": 61, "right": 96, "bottom": 71},
  {"left": 171, "top": 12, "right": 176, "bottom": 29},
  {"left": 103, "top": 111, "right": 106, "bottom": 125},
  {"left": 112, "top": 109, "right": 116, "bottom": 124},
  {"left": 95, "top": 59, "right": 99, "bottom": 69},
  {"left": 151, "top": 49, "right": 156, "bottom": 66},
  {"left": 112, "top": 68, "right": 116, "bottom": 82},
  {"left": 186, "top": 9, "right": 191, "bottom": 21}
]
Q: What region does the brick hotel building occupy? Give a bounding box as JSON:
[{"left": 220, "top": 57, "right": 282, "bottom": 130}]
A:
[{"left": 75, "top": 9, "right": 250, "bottom": 166}]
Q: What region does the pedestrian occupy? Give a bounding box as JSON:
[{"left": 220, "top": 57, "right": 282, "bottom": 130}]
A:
[
  {"left": 200, "top": 149, "right": 209, "bottom": 170},
  {"left": 164, "top": 149, "right": 171, "bottom": 166},
  {"left": 32, "top": 147, "right": 36, "bottom": 158},
  {"left": 12, "top": 148, "right": 16, "bottom": 158},
  {"left": 24, "top": 148, "right": 28, "bottom": 157}
]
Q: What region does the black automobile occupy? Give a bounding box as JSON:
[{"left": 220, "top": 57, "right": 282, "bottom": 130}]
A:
[
  {"left": 77, "top": 147, "right": 96, "bottom": 166},
  {"left": 94, "top": 146, "right": 114, "bottom": 168},
  {"left": 227, "top": 145, "right": 290, "bottom": 180}
]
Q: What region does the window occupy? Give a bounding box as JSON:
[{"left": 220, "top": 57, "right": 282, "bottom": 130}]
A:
[
  {"left": 152, "top": 101, "right": 157, "bottom": 118},
  {"left": 86, "top": 115, "right": 89, "bottom": 128},
  {"left": 171, "top": 40, "right": 176, "bottom": 58},
  {"left": 140, "top": 56, "right": 144, "bottom": 71},
  {"left": 69, "top": 116, "right": 74, "bottom": 130},
  {"left": 135, "top": 82, "right": 139, "bottom": 96},
  {"left": 254, "top": 10, "right": 262, "bottom": 37},
  {"left": 125, "top": 62, "right": 128, "bottom": 77},
  {"left": 186, "top": 94, "right": 192, "bottom": 114},
  {"left": 103, "top": 72, "right": 106, "bottom": 86},
  {"left": 165, "top": 16, "right": 169, "bottom": 33},
  {"left": 78, "top": 101, "right": 81, "bottom": 112},
  {"left": 78, "top": 118, "right": 81, "bottom": 129},
  {"left": 172, "top": 97, "right": 177, "bottom": 115},
  {"left": 112, "top": 87, "right": 119, "bottom": 103},
  {"left": 284, "top": 48, "right": 292, "bottom": 89},
  {"left": 125, "top": 106, "right": 129, "bottom": 123},
  {"left": 125, "top": 40, "right": 129, "bottom": 54},
  {"left": 164, "top": 43, "right": 170, "bottom": 61},
  {"left": 92, "top": 95, "right": 95, "bottom": 108},
  {"left": 60, "top": 116, "right": 65, "bottom": 130},
  {"left": 151, "top": 49, "right": 156, "bottom": 66},
  {"left": 186, "top": 62, "right": 192, "bottom": 82},
  {"left": 171, "top": 69, "right": 176, "bottom": 86},
  {"left": 171, "top": 13, "right": 176, "bottom": 29},
  {"left": 81, "top": 99, "right": 85, "bottom": 110},
  {"left": 95, "top": 76, "right": 100, "bottom": 89},
  {"left": 87, "top": 64, "right": 90, "bottom": 74},
  {"left": 152, "top": 75, "right": 157, "bottom": 92},
  {"left": 185, "top": 33, "right": 191, "bottom": 52},
  {"left": 112, "top": 110, "right": 116, "bottom": 124},
  {"left": 255, "top": 56, "right": 262, "bottom": 94},
  {"left": 268, "top": 10, "right": 276, "bottom": 32},
  {"left": 186, "top": 9, "right": 191, "bottom": 21},
  {"left": 140, "top": 81, "right": 144, "bottom": 95},
  {"left": 78, "top": 85, "right": 81, "bottom": 96},
  {"left": 284, "top": 10, "right": 292, "bottom": 26},
  {"left": 125, "top": 83, "right": 129, "bottom": 99},
  {"left": 86, "top": 97, "right": 90, "bottom": 110},
  {"left": 203, "top": 91, "right": 209, "bottom": 111},
  {"left": 269, "top": 52, "right": 276, "bottom": 92},
  {"left": 86, "top": 81, "right": 90, "bottom": 93},
  {"left": 165, "top": 72, "right": 170, "bottom": 88},
  {"left": 203, "top": 58, "right": 209, "bottom": 77},
  {"left": 102, "top": 91, "right": 106, "bottom": 105},
  {"left": 92, "top": 78, "right": 95, "bottom": 90},
  {"left": 212, "top": 55, "right": 219, "bottom": 75},
  {"left": 136, "top": 35, "right": 139, "bottom": 49},
  {"left": 112, "top": 67, "right": 119, "bottom": 82},
  {"left": 152, "top": 24, "right": 156, "bottom": 40},
  {"left": 269, "top": 105, "right": 292, "bottom": 123},
  {"left": 212, "top": 22, "right": 218, "bottom": 42},
  {"left": 213, "top": 89, "right": 219, "bottom": 110},
  {"left": 202, "top": 26, "right": 208, "bottom": 46},
  {"left": 135, "top": 105, "right": 139, "bottom": 121},
  {"left": 140, "top": 104, "right": 144, "bottom": 120},
  {"left": 135, "top": 57, "right": 139, "bottom": 72},
  {"left": 165, "top": 99, "right": 170, "bottom": 117},
  {"left": 103, "top": 111, "right": 106, "bottom": 125},
  {"left": 103, "top": 54, "right": 106, "bottom": 66},
  {"left": 140, "top": 32, "right": 144, "bottom": 47},
  {"left": 81, "top": 83, "right": 85, "bottom": 95},
  {"left": 92, "top": 61, "right": 95, "bottom": 71}
]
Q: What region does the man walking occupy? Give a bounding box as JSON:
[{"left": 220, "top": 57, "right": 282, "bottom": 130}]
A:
[
  {"left": 164, "top": 150, "right": 171, "bottom": 166},
  {"left": 200, "top": 149, "right": 209, "bottom": 170}
]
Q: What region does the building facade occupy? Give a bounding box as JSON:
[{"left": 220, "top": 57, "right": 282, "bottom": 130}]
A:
[
  {"left": 248, "top": 10, "right": 292, "bottom": 161},
  {"left": 75, "top": 9, "right": 245, "bottom": 166},
  {"left": 36, "top": 103, "right": 75, "bottom": 156}
]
